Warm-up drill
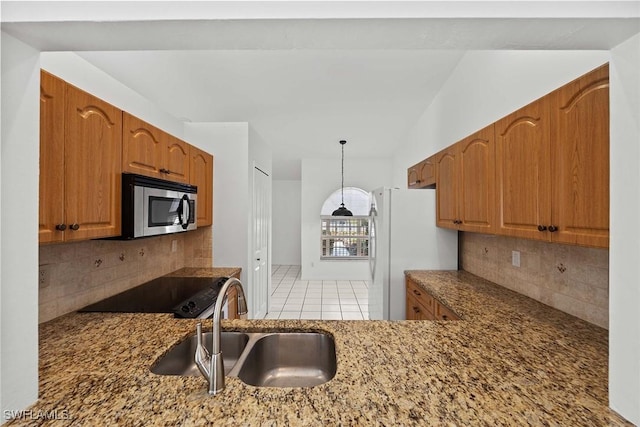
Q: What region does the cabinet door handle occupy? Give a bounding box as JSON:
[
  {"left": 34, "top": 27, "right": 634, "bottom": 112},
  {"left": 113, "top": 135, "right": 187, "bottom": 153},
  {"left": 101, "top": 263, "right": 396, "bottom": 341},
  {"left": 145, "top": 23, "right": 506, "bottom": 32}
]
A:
[
  {"left": 55, "top": 224, "right": 67, "bottom": 231},
  {"left": 69, "top": 223, "right": 80, "bottom": 231},
  {"left": 442, "top": 315, "right": 448, "bottom": 320},
  {"left": 537, "top": 225, "right": 547, "bottom": 232},
  {"left": 413, "top": 306, "right": 420, "bottom": 313},
  {"left": 548, "top": 225, "right": 558, "bottom": 232},
  {"left": 413, "top": 289, "right": 421, "bottom": 296}
]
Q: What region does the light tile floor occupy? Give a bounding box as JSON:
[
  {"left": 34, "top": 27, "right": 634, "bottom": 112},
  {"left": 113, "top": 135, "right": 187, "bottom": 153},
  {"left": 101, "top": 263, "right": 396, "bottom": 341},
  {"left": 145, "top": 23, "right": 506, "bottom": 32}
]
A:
[{"left": 265, "top": 265, "right": 369, "bottom": 320}]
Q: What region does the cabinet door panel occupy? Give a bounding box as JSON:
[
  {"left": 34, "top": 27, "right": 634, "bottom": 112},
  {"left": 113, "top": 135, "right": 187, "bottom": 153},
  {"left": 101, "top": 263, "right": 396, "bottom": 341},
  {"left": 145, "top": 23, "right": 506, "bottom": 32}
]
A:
[
  {"left": 64, "top": 85, "right": 122, "bottom": 240},
  {"left": 419, "top": 156, "right": 436, "bottom": 187},
  {"left": 458, "top": 125, "right": 496, "bottom": 233},
  {"left": 552, "top": 64, "right": 609, "bottom": 248},
  {"left": 189, "top": 145, "right": 214, "bottom": 226},
  {"left": 122, "top": 112, "right": 164, "bottom": 178},
  {"left": 39, "top": 71, "right": 66, "bottom": 244},
  {"left": 436, "top": 148, "right": 458, "bottom": 229},
  {"left": 165, "top": 135, "right": 189, "bottom": 183},
  {"left": 496, "top": 98, "right": 552, "bottom": 241},
  {"left": 407, "top": 163, "right": 421, "bottom": 189}
]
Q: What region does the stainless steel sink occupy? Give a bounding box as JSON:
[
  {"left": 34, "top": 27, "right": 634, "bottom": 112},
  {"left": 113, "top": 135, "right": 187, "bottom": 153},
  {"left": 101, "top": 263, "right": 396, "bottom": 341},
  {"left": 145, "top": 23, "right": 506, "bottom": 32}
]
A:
[
  {"left": 237, "top": 333, "right": 336, "bottom": 387},
  {"left": 151, "top": 332, "right": 249, "bottom": 376},
  {"left": 151, "top": 331, "right": 337, "bottom": 388}
]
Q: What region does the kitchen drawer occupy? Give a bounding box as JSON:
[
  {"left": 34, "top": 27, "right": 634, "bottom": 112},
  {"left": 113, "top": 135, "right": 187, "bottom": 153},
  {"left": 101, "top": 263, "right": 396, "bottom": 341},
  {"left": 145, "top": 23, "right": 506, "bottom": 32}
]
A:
[
  {"left": 435, "top": 301, "right": 460, "bottom": 321},
  {"left": 406, "top": 278, "right": 435, "bottom": 314},
  {"left": 406, "top": 294, "right": 435, "bottom": 320}
]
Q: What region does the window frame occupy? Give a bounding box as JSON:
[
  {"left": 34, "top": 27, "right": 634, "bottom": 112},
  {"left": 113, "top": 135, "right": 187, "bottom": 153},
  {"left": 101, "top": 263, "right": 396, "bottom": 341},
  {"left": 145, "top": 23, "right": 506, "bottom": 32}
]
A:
[{"left": 320, "top": 215, "right": 370, "bottom": 260}]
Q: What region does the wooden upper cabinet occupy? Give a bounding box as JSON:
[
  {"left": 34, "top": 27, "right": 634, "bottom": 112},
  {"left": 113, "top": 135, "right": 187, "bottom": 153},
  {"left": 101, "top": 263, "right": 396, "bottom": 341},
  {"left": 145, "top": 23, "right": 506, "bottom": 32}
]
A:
[
  {"left": 495, "top": 64, "right": 609, "bottom": 248},
  {"left": 407, "top": 156, "right": 436, "bottom": 189},
  {"left": 189, "top": 145, "right": 214, "bottom": 226},
  {"left": 436, "top": 124, "right": 496, "bottom": 233},
  {"left": 64, "top": 83, "right": 122, "bottom": 241},
  {"left": 122, "top": 112, "right": 164, "bottom": 178},
  {"left": 495, "top": 97, "right": 552, "bottom": 241},
  {"left": 165, "top": 135, "right": 190, "bottom": 183},
  {"left": 551, "top": 64, "right": 609, "bottom": 248},
  {"left": 122, "top": 114, "right": 190, "bottom": 183},
  {"left": 39, "top": 71, "right": 66, "bottom": 244},
  {"left": 40, "top": 71, "right": 122, "bottom": 243},
  {"left": 435, "top": 147, "right": 459, "bottom": 229},
  {"left": 458, "top": 125, "right": 496, "bottom": 234}
]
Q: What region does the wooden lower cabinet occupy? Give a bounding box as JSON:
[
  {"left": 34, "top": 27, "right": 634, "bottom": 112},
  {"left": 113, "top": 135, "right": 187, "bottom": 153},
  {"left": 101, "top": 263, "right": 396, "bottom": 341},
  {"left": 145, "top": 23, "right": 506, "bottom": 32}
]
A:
[{"left": 406, "top": 278, "right": 459, "bottom": 321}]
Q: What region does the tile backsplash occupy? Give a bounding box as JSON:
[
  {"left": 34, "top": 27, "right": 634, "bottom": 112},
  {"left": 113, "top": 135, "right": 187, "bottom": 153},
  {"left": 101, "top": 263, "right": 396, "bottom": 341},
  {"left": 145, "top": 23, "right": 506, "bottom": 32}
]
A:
[
  {"left": 460, "top": 232, "right": 609, "bottom": 329},
  {"left": 39, "top": 227, "right": 212, "bottom": 323}
]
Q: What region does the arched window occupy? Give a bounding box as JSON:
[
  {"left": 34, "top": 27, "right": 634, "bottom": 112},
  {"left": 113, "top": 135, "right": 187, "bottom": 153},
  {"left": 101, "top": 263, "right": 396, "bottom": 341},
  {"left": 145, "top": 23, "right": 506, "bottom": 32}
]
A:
[{"left": 320, "top": 187, "right": 370, "bottom": 259}]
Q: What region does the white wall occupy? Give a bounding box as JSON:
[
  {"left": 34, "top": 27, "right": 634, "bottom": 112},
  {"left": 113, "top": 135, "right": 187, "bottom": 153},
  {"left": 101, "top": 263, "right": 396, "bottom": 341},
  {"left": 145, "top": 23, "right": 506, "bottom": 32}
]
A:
[
  {"left": 0, "top": 31, "right": 40, "bottom": 420},
  {"left": 40, "top": 52, "right": 184, "bottom": 138},
  {"left": 272, "top": 180, "right": 302, "bottom": 265},
  {"left": 184, "top": 122, "right": 249, "bottom": 282},
  {"left": 301, "top": 157, "right": 391, "bottom": 280},
  {"left": 392, "top": 50, "right": 611, "bottom": 186},
  {"left": 609, "top": 32, "right": 640, "bottom": 426}
]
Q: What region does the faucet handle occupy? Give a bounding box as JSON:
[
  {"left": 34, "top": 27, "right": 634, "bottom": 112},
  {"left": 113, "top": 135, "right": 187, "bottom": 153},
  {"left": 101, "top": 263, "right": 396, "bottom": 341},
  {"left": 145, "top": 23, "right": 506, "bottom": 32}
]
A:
[{"left": 195, "top": 323, "right": 211, "bottom": 379}]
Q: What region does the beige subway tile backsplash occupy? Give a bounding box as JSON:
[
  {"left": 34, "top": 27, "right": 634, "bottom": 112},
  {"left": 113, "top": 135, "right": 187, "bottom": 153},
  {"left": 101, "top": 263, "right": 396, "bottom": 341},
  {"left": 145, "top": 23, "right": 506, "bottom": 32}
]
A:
[
  {"left": 460, "top": 232, "right": 609, "bottom": 329},
  {"left": 39, "top": 227, "right": 213, "bottom": 323}
]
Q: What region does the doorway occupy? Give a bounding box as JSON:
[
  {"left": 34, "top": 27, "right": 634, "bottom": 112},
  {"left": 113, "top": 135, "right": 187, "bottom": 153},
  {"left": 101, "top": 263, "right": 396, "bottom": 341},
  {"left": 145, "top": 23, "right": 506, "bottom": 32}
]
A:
[{"left": 252, "top": 166, "right": 270, "bottom": 318}]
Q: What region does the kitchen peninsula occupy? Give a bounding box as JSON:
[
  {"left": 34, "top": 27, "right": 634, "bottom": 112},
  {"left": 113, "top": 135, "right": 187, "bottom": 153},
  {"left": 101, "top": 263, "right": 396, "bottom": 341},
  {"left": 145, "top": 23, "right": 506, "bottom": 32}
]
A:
[{"left": 8, "top": 271, "right": 629, "bottom": 426}]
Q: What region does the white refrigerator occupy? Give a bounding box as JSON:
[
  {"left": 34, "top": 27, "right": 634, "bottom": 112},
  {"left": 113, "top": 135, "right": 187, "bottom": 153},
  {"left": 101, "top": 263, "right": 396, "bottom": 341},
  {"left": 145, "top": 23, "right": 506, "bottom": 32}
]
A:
[{"left": 368, "top": 187, "right": 458, "bottom": 320}]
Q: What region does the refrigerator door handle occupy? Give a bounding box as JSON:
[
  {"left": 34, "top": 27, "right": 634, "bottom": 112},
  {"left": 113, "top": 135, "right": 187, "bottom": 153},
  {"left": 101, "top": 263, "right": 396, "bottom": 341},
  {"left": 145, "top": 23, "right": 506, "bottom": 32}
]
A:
[{"left": 369, "top": 209, "right": 377, "bottom": 280}]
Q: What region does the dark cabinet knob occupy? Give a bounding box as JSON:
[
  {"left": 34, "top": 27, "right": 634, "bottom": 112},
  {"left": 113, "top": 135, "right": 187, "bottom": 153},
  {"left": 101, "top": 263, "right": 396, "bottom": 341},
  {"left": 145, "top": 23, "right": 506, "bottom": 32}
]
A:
[
  {"left": 55, "top": 224, "right": 67, "bottom": 231},
  {"left": 548, "top": 225, "right": 558, "bottom": 232},
  {"left": 70, "top": 223, "right": 80, "bottom": 231},
  {"left": 537, "top": 225, "right": 547, "bottom": 232},
  {"left": 442, "top": 315, "right": 448, "bottom": 321}
]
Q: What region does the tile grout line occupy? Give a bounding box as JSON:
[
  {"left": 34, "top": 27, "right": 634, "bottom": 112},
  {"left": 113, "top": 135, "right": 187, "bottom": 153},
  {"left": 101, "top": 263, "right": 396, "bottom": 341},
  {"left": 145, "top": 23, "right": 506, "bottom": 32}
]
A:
[{"left": 268, "top": 265, "right": 368, "bottom": 320}]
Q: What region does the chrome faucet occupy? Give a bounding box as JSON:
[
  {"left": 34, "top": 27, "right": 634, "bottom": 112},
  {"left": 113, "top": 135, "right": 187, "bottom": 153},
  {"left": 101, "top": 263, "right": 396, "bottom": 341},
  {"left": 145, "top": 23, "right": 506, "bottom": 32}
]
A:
[{"left": 195, "top": 277, "right": 248, "bottom": 395}]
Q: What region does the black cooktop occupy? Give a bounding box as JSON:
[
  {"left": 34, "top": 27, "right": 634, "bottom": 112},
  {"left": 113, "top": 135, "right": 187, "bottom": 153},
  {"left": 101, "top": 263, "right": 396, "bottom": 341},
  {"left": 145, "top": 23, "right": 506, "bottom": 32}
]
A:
[{"left": 79, "top": 276, "right": 228, "bottom": 318}]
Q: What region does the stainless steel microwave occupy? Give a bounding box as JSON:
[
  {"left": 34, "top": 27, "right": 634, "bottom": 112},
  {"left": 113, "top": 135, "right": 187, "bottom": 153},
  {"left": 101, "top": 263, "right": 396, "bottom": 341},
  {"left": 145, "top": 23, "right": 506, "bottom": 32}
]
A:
[{"left": 120, "top": 173, "right": 197, "bottom": 239}]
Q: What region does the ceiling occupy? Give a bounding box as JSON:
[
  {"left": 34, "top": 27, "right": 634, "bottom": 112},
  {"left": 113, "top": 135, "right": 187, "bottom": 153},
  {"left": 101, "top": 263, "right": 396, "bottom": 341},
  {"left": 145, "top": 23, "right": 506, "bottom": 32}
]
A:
[{"left": 2, "top": 1, "right": 639, "bottom": 179}]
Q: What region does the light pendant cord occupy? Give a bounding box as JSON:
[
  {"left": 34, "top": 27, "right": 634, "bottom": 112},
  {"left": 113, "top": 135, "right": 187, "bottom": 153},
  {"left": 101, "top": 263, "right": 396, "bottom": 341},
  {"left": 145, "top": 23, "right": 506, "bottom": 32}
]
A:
[{"left": 341, "top": 142, "right": 345, "bottom": 207}]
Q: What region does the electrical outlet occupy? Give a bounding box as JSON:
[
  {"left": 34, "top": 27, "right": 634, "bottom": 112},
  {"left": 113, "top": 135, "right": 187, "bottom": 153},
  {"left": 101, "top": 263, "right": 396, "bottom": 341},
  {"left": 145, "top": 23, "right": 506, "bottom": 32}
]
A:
[
  {"left": 511, "top": 250, "right": 521, "bottom": 268},
  {"left": 39, "top": 265, "right": 50, "bottom": 288}
]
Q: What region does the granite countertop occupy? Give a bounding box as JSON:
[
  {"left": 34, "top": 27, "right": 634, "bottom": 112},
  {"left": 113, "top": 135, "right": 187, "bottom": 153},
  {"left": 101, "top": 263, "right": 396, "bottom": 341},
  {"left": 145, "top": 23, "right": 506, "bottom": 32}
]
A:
[
  {"left": 165, "top": 266, "right": 243, "bottom": 279},
  {"left": 7, "top": 270, "right": 631, "bottom": 426}
]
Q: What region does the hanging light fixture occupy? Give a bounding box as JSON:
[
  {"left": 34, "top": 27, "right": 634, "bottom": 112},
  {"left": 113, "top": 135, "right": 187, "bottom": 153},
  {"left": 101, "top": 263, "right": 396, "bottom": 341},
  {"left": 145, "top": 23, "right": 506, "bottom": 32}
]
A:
[{"left": 332, "top": 140, "right": 353, "bottom": 216}]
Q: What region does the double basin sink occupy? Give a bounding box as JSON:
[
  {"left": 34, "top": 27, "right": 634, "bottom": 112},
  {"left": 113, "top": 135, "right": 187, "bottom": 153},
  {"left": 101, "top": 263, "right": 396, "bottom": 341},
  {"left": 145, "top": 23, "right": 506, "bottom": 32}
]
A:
[{"left": 151, "top": 331, "right": 337, "bottom": 388}]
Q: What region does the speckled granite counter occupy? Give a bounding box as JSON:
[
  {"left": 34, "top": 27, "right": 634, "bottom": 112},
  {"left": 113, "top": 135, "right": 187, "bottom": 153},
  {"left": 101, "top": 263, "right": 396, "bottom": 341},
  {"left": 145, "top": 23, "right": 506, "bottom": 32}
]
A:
[
  {"left": 165, "top": 266, "right": 242, "bottom": 279},
  {"left": 7, "top": 270, "right": 630, "bottom": 426}
]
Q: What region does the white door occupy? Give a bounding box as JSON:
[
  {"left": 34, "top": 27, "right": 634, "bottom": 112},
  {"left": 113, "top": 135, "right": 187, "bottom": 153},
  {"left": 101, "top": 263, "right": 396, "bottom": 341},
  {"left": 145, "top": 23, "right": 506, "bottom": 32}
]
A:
[{"left": 252, "top": 166, "right": 270, "bottom": 319}]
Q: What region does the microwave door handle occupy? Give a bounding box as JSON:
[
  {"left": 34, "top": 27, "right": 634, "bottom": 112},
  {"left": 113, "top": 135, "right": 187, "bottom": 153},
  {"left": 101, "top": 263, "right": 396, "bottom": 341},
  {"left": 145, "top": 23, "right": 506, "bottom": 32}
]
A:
[
  {"left": 178, "top": 195, "right": 190, "bottom": 229},
  {"left": 183, "top": 196, "right": 191, "bottom": 226}
]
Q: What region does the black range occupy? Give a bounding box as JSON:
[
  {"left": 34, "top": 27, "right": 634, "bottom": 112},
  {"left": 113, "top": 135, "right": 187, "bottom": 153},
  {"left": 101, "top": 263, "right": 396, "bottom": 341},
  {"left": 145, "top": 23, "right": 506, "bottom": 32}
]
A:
[{"left": 79, "top": 276, "right": 229, "bottom": 319}]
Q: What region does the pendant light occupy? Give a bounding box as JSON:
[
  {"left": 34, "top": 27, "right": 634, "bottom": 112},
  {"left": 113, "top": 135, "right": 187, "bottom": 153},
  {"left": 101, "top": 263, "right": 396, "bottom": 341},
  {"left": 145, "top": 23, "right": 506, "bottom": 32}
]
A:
[{"left": 332, "top": 140, "right": 353, "bottom": 216}]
